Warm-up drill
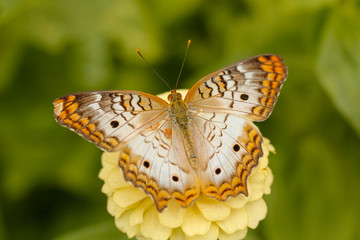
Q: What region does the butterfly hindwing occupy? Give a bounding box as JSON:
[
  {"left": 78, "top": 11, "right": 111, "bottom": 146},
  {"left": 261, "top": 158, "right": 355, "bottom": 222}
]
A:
[
  {"left": 185, "top": 54, "right": 287, "bottom": 121},
  {"left": 190, "top": 111, "right": 263, "bottom": 200},
  {"left": 118, "top": 118, "right": 200, "bottom": 212}
]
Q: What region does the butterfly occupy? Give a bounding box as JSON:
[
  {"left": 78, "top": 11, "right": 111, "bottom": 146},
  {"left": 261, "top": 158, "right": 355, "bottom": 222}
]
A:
[{"left": 53, "top": 54, "right": 287, "bottom": 212}]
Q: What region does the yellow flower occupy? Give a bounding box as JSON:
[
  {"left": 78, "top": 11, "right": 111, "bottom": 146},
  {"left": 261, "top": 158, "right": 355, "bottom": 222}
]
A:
[{"left": 98, "top": 90, "right": 275, "bottom": 240}]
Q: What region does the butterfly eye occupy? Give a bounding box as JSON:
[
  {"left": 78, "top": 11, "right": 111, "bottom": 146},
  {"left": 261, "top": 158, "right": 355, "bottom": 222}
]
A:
[
  {"left": 143, "top": 161, "right": 150, "bottom": 168},
  {"left": 240, "top": 94, "right": 249, "bottom": 101},
  {"left": 215, "top": 168, "right": 222, "bottom": 175},
  {"left": 110, "top": 120, "right": 119, "bottom": 128},
  {"left": 233, "top": 144, "right": 240, "bottom": 152},
  {"left": 172, "top": 176, "right": 179, "bottom": 182}
]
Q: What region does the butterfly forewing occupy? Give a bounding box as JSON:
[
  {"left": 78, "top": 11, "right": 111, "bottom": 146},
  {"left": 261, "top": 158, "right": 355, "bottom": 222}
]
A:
[
  {"left": 53, "top": 91, "right": 169, "bottom": 152},
  {"left": 185, "top": 54, "right": 287, "bottom": 121}
]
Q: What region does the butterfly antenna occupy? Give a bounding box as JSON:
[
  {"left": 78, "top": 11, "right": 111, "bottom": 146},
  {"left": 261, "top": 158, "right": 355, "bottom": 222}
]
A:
[
  {"left": 136, "top": 48, "right": 172, "bottom": 90},
  {"left": 175, "top": 39, "right": 191, "bottom": 90}
]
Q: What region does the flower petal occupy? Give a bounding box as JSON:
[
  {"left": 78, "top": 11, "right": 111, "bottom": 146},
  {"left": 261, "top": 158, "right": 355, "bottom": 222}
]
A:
[
  {"left": 170, "top": 228, "right": 186, "bottom": 240},
  {"left": 107, "top": 197, "right": 126, "bottom": 218},
  {"left": 223, "top": 194, "right": 248, "bottom": 209},
  {"left": 106, "top": 168, "right": 132, "bottom": 190},
  {"left": 101, "top": 182, "right": 112, "bottom": 195},
  {"left": 216, "top": 207, "right": 248, "bottom": 234},
  {"left": 159, "top": 200, "right": 185, "bottom": 228},
  {"left": 181, "top": 206, "right": 211, "bottom": 236},
  {"left": 187, "top": 224, "right": 219, "bottom": 240},
  {"left": 248, "top": 170, "right": 266, "bottom": 201},
  {"left": 196, "top": 196, "right": 231, "bottom": 221},
  {"left": 246, "top": 198, "right": 267, "bottom": 229},
  {"left": 102, "top": 151, "right": 120, "bottom": 166},
  {"left": 259, "top": 138, "right": 272, "bottom": 169},
  {"left": 106, "top": 197, "right": 116, "bottom": 216},
  {"left": 115, "top": 210, "right": 140, "bottom": 238},
  {"left": 264, "top": 167, "right": 274, "bottom": 194},
  {"left": 129, "top": 198, "right": 153, "bottom": 226},
  {"left": 140, "top": 207, "right": 172, "bottom": 240},
  {"left": 99, "top": 152, "right": 130, "bottom": 190},
  {"left": 259, "top": 138, "right": 274, "bottom": 169},
  {"left": 112, "top": 187, "right": 147, "bottom": 209},
  {"left": 249, "top": 167, "right": 266, "bottom": 184},
  {"left": 157, "top": 89, "right": 189, "bottom": 102},
  {"left": 218, "top": 228, "right": 248, "bottom": 240}
]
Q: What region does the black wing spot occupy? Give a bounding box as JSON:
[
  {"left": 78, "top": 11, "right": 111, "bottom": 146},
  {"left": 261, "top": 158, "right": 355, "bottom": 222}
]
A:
[
  {"left": 233, "top": 144, "right": 240, "bottom": 152},
  {"left": 143, "top": 161, "right": 150, "bottom": 168},
  {"left": 172, "top": 176, "right": 179, "bottom": 182},
  {"left": 215, "top": 168, "right": 222, "bottom": 175},
  {"left": 110, "top": 120, "right": 119, "bottom": 128},
  {"left": 240, "top": 94, "right": 249, "bottom": 101}
]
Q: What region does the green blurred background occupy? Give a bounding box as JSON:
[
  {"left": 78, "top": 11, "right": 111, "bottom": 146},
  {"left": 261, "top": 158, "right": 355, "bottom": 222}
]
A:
[{"left": 1, "top": 0, "right": 360, "bottom": 239}]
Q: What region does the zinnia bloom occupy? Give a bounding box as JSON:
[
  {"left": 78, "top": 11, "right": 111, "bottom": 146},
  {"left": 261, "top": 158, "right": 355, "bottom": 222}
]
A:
[{"left": 98, "top": 90, "right": 275, "bottom": 240}]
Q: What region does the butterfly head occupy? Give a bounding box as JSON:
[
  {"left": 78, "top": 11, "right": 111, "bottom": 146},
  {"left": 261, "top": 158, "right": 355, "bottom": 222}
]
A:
[{"left": 167, "top": 90, "right": 183, "bottom": 103}]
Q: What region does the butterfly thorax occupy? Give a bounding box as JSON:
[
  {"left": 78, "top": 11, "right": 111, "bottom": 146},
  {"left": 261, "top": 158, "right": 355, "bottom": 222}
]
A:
[
  {"left": 168, "top": 90, "right": 198, "bottom": 169},
  {"left": 168, "top": 91, "right": 189, "bottom": 126}
]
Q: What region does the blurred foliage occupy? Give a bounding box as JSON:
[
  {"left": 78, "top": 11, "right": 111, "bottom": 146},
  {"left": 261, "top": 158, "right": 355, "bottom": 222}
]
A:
[{"left": 0, "top": 0, "right": 359, "bottom": 239}]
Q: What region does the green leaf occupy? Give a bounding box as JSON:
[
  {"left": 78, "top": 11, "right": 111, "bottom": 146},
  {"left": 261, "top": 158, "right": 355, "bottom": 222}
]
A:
[{"left": 316, "top": 2, "right": 360, "bottom": 136}]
